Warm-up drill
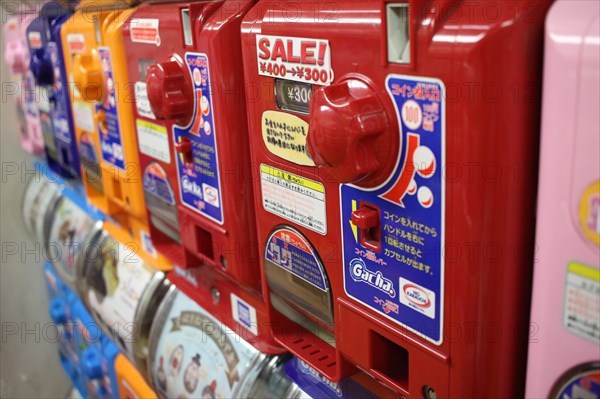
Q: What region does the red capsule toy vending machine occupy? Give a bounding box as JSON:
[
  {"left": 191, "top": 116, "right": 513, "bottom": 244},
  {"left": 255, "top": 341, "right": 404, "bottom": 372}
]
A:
[
  {"left": 122, "top": 0, "right": 283, "bottom": 353},
  {"left": 242, "top": 0, "right": 552, "bottom": 397}
]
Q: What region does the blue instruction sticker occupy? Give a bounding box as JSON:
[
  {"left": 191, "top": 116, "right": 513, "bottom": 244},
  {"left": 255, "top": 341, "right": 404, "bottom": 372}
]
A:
[
  {"left": 341, "top": 75, "right": 445, "bottom": 344},
  {"left": 174, "top": 53, "right": 223, "bottom": 224},
  {"left": 97, "top": 47, "right": 124, "bottom": 171},
  {"left": 47, "top": 42, "right": 70, "bottom": 144},
  {"left": 266, "top": 227, "right": 328, "bottom": 292}
]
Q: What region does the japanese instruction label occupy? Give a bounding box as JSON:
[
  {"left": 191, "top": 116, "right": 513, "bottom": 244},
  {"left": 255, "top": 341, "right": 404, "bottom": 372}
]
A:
[
  {"left": 262, "top": 110, "right": 313, "bottom": 166},
  {"left": 260, "top": 164, "right": 326, "bottom": 234},
  {"left": 341, "top": 75, "right": 445, "bottom": 344},
  {"left": 174, "top": 53, "right": 223, "bottom": 224},
  {"left": 564, "top": 261, "right": 600, "bottom": 344},
  {"left": 97, "top": 47, "right": 125, "bottom": 171},
  {"left": 48, "top": 42, "right": 71, "bottom": 145}
]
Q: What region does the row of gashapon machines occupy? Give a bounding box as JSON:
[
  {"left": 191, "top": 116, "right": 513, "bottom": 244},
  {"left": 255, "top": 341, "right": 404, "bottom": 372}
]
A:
[{"left": 4, "top": 0, "right": 599, "bottom": 397}]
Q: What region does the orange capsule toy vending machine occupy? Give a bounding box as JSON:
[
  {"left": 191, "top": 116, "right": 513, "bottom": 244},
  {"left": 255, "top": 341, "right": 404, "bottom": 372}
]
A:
[{"left": 62, "top": 0, "right": 171, "bottom": 270}]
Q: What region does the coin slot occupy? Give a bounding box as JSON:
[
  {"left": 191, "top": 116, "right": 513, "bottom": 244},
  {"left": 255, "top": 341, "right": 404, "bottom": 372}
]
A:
[
  {"left": 386, "top": 3, "right": 410, "bottom": 64},
  {"left": 181, "top": 8, "right": 193, "bottom": 46}
]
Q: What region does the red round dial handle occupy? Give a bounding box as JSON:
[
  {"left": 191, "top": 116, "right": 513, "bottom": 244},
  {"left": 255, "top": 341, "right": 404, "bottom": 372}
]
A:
[
  {"left": 307, "top": 76, "right": 395, "bottom": 186},
  {"left": 146, "top": 59, "right": 193, "bottom": 121}
]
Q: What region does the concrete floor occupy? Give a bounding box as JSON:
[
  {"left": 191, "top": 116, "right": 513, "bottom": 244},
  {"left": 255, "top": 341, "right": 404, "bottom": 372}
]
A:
[{"left": 1, "top": 4, "right": 72, "bottom": 397}]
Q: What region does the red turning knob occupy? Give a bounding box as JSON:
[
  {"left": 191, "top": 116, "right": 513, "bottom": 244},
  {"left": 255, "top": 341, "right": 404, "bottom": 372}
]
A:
[
  {"left": 146, "top": 59, "right": 193, "bottom": 121},
  {"left": 307, "top": 76, "right": 397, "bottom": 186}
]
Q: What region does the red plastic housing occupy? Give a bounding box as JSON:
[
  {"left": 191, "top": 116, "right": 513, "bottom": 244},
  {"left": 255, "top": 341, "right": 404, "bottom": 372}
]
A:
[
  {"left": 122, "top": 0, "right": 284, "bottom": 354},
  {"left": 241, "top": 0, "right": 551, "bottom": 396},
  {"left": 122, "top": 0, "right": 261, "bottom": 289}
]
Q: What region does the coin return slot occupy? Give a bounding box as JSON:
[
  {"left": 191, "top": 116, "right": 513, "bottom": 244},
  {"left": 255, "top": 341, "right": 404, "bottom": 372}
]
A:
[
  {"left": 370, "top": 331, "right": 409, "bottom": 390},
  {"left": 61, "top": 148, "right": 70, "bottom": 168},
  {"left": 386, "top": 3, "right": 410, "bottom": 64},
  {"left": 194, "top": 225, "right": 214, "bottom": 260},
  {"left": 111, "top": 175, "right": 123, "bottom": 202}
]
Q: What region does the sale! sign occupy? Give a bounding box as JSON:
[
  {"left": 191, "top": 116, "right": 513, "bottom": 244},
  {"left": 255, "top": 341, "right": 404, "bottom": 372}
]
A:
[{"left": 256, "top": 34, "right": 333, "bottom": 85}]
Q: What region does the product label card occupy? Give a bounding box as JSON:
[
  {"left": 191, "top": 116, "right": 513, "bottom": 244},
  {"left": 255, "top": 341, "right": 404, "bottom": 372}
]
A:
[
  {"left": 22, "top": 179, "right": 60, "bottom": 241},
  {"left": 47, "top": 198, "right": 94, "bottom": 283},
  {"left": 256, "top": 35, "right": 333, "bottom": 85},
  {"left": 174, "top": 53, "right": 223, "bottom": 224},
  {"left": 266, "top": 228, "right": 328, "bottom": 292},
  {"left": 143, "top": 162, "right": 179, "bottom": 237},
  {"left": 143, "top": 163, "right": 176, "bottom": 206},
  {"left": 341, "top": 75, "right": 445, "bottom": 344},
  {"left": 97, "top": 47, "right": 125, "bottom": 171},
  {"left": 79, "top": 132, "right": 103, "bottom": 193},
  {"left": 260, "top": 164, "right": 326, "bottom": 234},
  {"left": 564, "top": 262, "right": 600, "bottom": 344},
  {"left": 35, "top": 183, "right": 61, "bottom": 242},
  {"left": 150, "top": 291, "right": 257, "bottom": 398},
  {"left": 85, "top": 237, "right": 154, "bottom": 354},
  {"left": 48, "top": 42, "right": 71, "bottom": 144}
]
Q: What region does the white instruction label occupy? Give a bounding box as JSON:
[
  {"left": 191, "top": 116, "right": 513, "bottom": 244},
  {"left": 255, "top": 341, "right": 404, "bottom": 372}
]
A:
[
  {"left": 136, "top": 119, "right": 170, "bottom": 164},
  {"left": 564, "top": 262, "right": 600, "bottom": 344},
  {"left": 134, "top": 82, "right": 156, "bottom": 119},
  {"left": 260, "top": 164, "right": 326, "bottom": 234},
  {"left": 73, "top": 102, "right": 95, "bottom": 132}
]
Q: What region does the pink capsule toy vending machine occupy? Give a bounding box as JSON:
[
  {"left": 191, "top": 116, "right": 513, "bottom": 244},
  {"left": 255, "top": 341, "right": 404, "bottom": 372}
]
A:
[
  {"left": 3, "top": 6, "right": 45, "bottom": 155},
  {"left": 526, "top": 1, "right": 600, "bottom": 398}
]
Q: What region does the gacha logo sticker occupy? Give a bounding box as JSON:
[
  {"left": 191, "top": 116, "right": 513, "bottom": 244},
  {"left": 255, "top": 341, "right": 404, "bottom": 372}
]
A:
[
  {"left": 182, "top": 175, "right": 203, "bottom": 198},
  {"left": 350, "top": 258, "right": 395, "bottom": 298}
]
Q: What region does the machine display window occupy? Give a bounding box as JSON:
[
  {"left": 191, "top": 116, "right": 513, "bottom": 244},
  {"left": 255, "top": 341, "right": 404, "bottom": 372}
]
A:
[{"left": 274, "top": 79, "right": 312, "bottom": 115}]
